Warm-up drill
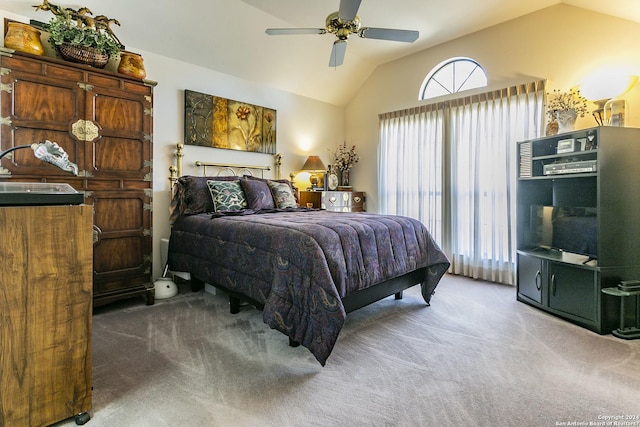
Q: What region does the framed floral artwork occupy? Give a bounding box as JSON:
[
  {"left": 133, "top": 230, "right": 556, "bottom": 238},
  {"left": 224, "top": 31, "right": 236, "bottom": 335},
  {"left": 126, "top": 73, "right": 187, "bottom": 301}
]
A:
[{"left": 184, "top": 89, "right": 277, "bottom": 154}]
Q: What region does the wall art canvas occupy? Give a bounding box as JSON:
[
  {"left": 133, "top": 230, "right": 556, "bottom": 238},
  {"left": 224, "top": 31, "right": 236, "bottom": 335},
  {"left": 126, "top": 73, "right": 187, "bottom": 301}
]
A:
[{"left": 184, "top": 89, "right": 277, "bottom": 154}]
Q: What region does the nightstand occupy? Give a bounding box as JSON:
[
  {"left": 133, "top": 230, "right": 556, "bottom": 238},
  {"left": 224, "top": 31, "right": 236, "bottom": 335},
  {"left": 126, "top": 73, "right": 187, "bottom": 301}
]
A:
[
  {"left": 301, "top": 190, "right": 367, "bottom": 212},
  {"left": 322, "top": 190, "right": 365, "bottom": 212},
  {"left": 299, "top": 190, "right": 366, "bottom": 212}
]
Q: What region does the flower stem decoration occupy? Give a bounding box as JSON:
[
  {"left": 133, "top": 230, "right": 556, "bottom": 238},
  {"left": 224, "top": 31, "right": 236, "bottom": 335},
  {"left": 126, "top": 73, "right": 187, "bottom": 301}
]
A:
[
  {"left": 546, "top": 88, "right": 588, "bottom": 122},
  {"left": 331, "top": 142, "right": 359, "bottom": 171}
]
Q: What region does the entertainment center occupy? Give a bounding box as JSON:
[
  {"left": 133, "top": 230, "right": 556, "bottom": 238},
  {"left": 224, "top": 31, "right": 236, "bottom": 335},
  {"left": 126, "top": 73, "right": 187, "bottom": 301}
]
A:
[{"left": 517, "top": 126, "right": 640, "bottom": 334}]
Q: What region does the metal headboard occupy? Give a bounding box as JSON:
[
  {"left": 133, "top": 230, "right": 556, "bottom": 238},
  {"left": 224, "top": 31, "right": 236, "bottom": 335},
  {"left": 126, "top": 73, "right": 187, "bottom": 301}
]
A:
[
  {"left": 168, "top": 143, "right": 282, "bottom": 189},
  {"left": 194, "top": 161, "right": 270, "bottom": 177}
]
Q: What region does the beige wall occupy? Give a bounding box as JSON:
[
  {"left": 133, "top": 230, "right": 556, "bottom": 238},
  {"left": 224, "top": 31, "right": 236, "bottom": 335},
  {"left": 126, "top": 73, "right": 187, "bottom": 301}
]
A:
[{"left": 346, "top": 4, "right": 640, "bottom": 212}]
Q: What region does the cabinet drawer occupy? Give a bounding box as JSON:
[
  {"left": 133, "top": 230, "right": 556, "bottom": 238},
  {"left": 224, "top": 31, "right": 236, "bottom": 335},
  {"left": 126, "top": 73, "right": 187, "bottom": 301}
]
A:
[
  {"left": 321, "top": 191, "right": 365, "bottom": 212},
  {"left": 350, "top": 192, "right": 365, "bottom": 209}
]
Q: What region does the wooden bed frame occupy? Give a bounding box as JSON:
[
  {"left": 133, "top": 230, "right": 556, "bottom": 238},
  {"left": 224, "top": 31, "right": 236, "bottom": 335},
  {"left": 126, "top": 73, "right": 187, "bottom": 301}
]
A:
[{"left": 168, "top": 143, "right": 428, "bottom": 342}]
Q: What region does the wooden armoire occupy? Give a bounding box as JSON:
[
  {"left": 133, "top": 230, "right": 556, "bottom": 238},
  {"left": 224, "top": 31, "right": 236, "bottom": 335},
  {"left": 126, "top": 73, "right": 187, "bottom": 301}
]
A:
[{"left": 0, "top": 47, "right": 155, "bottom": 306}]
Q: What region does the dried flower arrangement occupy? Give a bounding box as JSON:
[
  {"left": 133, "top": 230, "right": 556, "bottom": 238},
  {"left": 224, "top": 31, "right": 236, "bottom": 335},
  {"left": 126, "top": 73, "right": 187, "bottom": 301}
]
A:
[
  {"left": 546, "top": 88, "right": 589, "bottom": 122},
  {"left": 331, "top": 142, "right": 359, "bottom": 171}
]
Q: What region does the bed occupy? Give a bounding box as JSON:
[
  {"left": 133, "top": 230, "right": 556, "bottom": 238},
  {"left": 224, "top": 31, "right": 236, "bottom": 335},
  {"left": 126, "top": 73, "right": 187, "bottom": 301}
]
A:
[{"left": 167, "top": 144, "right": 450, "bottom": 365}]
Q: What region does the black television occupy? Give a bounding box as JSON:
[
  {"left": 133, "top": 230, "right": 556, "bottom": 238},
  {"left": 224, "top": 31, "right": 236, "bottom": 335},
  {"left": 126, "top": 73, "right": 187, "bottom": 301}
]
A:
[{"left": 530, "top": 205, "right": 598, "bottom": 259}]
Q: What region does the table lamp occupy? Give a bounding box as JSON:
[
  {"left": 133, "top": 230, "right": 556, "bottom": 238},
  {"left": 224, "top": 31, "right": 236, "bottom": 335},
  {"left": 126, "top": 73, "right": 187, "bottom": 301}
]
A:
[
  {"left": 301, "top": 155, "right": 326, "bottom": 190},
  {"left": 581, "top": 73, "right": 638, "bottom": 125}
]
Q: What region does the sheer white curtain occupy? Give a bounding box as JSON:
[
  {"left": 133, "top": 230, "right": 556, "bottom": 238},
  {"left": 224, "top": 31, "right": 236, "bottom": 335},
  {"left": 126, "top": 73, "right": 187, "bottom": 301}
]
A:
[
  {"left": 379, "top": 82, "right": 545, "bottom": 284},
  {"left": 378, "top": 106, "right": 445, "bottom": 243}
]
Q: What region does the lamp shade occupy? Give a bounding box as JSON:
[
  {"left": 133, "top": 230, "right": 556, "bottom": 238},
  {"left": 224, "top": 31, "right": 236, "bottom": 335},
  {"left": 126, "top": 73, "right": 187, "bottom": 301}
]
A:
[
  {"left": 301, "top": 155, "right": 326, "bottom": 171},
  {"left": 581, "top": 73, "right": 638, "bottom": 101}
]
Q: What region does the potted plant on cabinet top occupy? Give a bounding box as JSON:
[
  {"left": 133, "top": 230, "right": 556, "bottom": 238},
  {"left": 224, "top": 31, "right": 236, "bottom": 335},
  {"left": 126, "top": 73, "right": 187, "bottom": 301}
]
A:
[
  {"left": 45, "top": 12, "right": 122, "bottom": 68},
  {"left": 546, "top": 88, "right": 589, "bottom": 135}
]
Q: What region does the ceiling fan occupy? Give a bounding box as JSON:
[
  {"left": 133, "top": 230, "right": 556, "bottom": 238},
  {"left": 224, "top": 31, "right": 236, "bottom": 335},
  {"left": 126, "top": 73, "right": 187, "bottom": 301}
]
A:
[{"left": 265, "top": 0, "right": 419, "bottom": 67}]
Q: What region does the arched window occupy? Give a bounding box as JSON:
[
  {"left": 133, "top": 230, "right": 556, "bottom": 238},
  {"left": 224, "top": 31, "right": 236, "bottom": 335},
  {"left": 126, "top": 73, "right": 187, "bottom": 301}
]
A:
[{"left": 419, "top": 57, "right": 487, "bottom": 100}]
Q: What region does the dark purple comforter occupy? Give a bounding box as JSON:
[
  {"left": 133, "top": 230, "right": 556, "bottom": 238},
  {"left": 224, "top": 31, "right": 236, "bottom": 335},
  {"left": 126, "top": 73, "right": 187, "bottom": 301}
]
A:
[{"left": 168, "top": 209, "right": 449, "bottom": 365}]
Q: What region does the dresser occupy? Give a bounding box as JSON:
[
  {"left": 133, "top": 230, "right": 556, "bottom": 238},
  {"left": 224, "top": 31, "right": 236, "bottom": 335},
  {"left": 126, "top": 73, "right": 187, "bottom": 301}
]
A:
[
  {"left": 0, "top": 205, "right": 93, "bottom": 426},
  {"left": 299, "top": 190, "right": 366, "bottom": 212},
  {"left": 0, "top": 48, "right": 155, "bottom": 306}
]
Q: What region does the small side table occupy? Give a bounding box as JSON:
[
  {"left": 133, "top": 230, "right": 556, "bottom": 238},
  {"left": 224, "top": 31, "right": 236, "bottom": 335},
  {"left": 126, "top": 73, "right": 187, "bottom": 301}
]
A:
[
  {"left": 298, "top": 190, "right": 366, "bottom": 212},
  {"left": 602, "top": 285, "right": 640, "bottom": 339}
]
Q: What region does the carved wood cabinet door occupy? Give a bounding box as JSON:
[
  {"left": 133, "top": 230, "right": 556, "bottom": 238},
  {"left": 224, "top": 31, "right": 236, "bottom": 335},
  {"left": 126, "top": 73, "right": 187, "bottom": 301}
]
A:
[{"left": 0, "top": 49, "right": 155, "bottom": 306}]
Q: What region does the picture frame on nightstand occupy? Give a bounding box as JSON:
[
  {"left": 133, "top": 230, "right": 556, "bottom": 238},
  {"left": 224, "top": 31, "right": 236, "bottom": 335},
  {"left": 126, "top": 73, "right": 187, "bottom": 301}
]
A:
[{"left": 327, "top": 171, "right": 339, "bottom": 191}]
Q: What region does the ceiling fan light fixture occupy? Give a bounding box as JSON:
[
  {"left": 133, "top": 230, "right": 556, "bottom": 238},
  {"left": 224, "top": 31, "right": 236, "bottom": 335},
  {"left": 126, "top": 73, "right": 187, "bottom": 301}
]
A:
[
  {"left": 265, "top": 0, "right": 418, "bottom": 67},
  {"left": 326, "top": 11, "right": 361, "bottom": 37}
]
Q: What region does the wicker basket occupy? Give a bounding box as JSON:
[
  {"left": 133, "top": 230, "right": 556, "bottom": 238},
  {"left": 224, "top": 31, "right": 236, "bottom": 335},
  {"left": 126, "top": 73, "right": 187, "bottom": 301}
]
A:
[{"left": 57, "top": 43, "right": 109, "bottom": 68}]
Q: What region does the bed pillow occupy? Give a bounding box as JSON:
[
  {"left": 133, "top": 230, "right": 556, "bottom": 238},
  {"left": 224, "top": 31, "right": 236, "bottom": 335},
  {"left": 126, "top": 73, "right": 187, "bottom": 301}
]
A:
[
  {"left": 243, "top": 175, "right": 298, "bottom": 202},
  {"left": 207, "top": 180, "right": 247, "bottom": 211},
  {"left": 267, "top": 180, "right": 298, "bottom": 209},
  {"left": 172, "top": 175, "right": 239, "bottom": 216},
  {"left": 239, "top": 177, "right": 276, "bottom": 210}
]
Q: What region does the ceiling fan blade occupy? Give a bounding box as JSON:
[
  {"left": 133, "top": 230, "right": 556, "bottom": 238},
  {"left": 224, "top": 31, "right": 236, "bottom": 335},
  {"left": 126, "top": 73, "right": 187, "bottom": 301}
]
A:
[
  {"left": 359, "top": 27, "right": 419, "bottom": 43},
  {"left": 266, "top": 28, "right": 326, "bottom": 35},
  {"left": 338, "top": 0, "right": 362, "bottom": 21},
  {"left": 329, "top": 40, "right": 347, "bottom": 67}
]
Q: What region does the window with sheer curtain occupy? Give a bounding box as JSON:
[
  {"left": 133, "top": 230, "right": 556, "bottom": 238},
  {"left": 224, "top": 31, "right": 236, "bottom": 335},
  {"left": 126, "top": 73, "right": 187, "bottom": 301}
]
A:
[{"left": 378, "top": 81, "right": 545, "bottom": 284}]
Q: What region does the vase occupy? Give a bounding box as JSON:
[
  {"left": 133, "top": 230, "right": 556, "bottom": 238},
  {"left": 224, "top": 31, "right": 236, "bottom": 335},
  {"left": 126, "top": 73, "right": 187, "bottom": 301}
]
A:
[
  {"left": 118, "top": 51, "right": 147, "bottom": 79},
  {"left": 556, "top": 109, "right": 577, "bottom": 134},
  {"left": 3, "top": 22, "right": 44, "bottom": 56},
  {"left": 545, "top": 121, "right": 559, "bottom": 136},
  {"left": 340, "top": 169, "right": 350, "bottom": 187}
]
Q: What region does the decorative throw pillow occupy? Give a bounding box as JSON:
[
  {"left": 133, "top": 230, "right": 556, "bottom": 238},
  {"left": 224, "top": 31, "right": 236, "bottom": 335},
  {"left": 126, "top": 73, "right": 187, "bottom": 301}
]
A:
[
  {"left": 268, "top": 180, "right": 298, "bottom": 209},
  {"left": 243, "top": 175, "right": 298, "bottom": 203},
  {"left": 175, "top": 175, "right": 239, "bottom": 215},
  {"left": 240, "top": 178, "right": 275, "bottom": 210},
  {"left": 207, "top": 180, "right": 247, "bottom": 211}
]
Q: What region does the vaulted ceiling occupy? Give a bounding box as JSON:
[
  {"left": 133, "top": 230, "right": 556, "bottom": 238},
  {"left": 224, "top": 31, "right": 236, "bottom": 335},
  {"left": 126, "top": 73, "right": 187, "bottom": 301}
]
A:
[{"left": 0, "top": 0, "right": 638, "bottom": 106}]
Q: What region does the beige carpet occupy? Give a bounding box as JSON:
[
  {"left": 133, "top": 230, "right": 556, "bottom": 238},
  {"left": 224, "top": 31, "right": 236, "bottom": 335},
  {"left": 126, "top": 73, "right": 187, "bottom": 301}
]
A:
[{"left": 55, "top": 274, "right": 640, "bottom": 426}]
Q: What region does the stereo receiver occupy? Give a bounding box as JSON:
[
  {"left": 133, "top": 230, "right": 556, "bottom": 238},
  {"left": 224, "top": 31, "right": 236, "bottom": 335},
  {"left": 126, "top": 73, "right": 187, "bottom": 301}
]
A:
[{"left": 543, "top": 160, "right": 597, "bottom": 175}]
